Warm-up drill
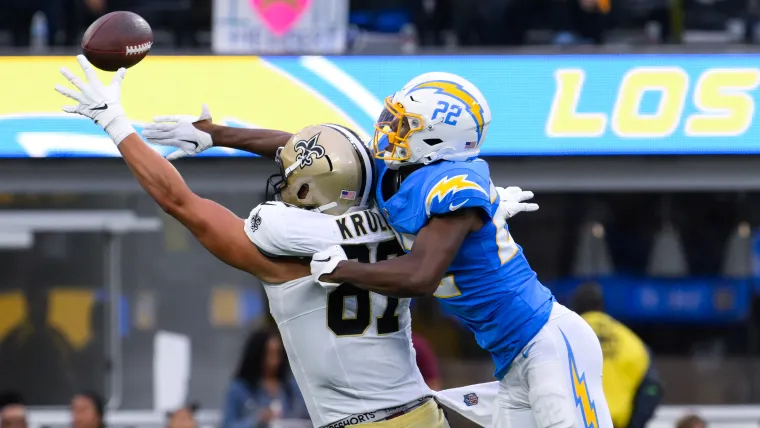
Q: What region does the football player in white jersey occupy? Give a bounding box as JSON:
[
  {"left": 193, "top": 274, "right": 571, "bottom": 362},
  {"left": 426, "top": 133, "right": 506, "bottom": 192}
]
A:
[
  {"left": 244, "top": 124, "right": 447, "bottom": 427},
  {"left": 54, "top": 55, "right": 447, "bottom": 427}
]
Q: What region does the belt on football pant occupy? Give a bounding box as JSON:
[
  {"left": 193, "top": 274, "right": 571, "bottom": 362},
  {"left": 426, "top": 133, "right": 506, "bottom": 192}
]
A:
[{"left": 323, "top": 396, "right": 433, "bottom": 427}]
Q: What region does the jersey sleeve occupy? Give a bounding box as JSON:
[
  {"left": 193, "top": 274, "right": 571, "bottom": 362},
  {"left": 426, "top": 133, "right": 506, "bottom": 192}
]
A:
[
  {"left": 423, "top": 166, "right": 496, "bottom": 219},
  {"left": 244, "top": 202, "right": 345, "bottom": 257}
]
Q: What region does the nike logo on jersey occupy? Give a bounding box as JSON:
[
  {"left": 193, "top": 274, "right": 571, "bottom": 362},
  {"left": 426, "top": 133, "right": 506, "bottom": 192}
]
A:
[
  {"left": 180, "top": 139, "right": 199, "bottom": 149},
  {"left": 90, "top": 104, "right": 108, "bottom": 111},
  {"left": 314, "top": 256, "right": 332, "bottom": 263},
  {"left": 450, "top": 199, "right": 469, "bottom": 211},
  {"left": 522, "top": 342, "right": 536, "bottom": 358}
]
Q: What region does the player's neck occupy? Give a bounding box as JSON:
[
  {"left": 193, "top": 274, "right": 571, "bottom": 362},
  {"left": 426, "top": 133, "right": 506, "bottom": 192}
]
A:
[{"left": 380, "top": 163, "right": 425, "bottom": 200}]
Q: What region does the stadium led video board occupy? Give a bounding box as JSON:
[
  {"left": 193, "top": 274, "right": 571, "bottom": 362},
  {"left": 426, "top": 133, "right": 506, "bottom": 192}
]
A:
[{"left": 1, "top": 54, "right": 759, "bottom": 157}]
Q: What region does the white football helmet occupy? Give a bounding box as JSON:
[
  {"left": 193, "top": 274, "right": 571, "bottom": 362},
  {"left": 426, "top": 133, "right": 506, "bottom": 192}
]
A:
[{"left": 372, "top": 72, "right": 492, "bottom": 169}]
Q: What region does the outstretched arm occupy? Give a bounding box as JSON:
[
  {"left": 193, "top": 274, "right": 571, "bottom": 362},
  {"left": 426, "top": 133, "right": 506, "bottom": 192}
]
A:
[
  {"left": 55, "top": 55, "right": 304, "bottom": 283},
  {"left": 142, "top": 104, "right": 292, "bottom": 160},
  {"left": 315, "top": 209, "right": 482, "bottom": 298},
  {"left": 312, "top": 186, "right": 538, "bottom": 297},
  {"left": 197, "top": 122, "right": 291, "bottom": 159},
  {"left": 119, "top": 134, "right": 289, "bottom": 279}
]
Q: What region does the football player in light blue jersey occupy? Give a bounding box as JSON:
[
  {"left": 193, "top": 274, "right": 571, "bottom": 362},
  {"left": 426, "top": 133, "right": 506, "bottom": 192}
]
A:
[{"left": 312, "top": 72, "right": 613, "bottom": 428}]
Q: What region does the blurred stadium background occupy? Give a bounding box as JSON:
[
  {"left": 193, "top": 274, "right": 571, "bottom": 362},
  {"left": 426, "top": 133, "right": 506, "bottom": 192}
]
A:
[{"left": 2, "top": 0, "right": 760, "bottom": 427}]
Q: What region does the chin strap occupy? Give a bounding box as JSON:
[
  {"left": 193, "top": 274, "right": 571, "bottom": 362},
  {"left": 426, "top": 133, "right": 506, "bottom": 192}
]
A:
[{"left": 313, "top": 202, "right": 338, "bottom": 213}]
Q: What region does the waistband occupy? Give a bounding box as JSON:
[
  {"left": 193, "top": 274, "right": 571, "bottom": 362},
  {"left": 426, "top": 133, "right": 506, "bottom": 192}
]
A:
[{"left": 322, "top": 396, "right": 433, "bottom": 428}]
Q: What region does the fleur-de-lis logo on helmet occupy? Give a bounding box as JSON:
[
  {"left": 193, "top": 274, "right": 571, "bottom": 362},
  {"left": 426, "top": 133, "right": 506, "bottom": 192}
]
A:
[{"left": 294, "top": 133, "right": 326, "bottom": 168}]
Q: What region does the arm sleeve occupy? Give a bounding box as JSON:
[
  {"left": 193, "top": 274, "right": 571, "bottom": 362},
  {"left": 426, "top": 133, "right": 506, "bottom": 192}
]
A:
[
  {"left": 244, "top": 202, "right": 344, "bottom": 257},
  {"left": 424, "top": 168, "right": 495, "bottom": 219}
]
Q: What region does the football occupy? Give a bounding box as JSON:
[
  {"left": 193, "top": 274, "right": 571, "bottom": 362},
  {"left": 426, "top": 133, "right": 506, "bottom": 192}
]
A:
[{"left": 81, "top": 11, "right": 153, "bottom": 72}]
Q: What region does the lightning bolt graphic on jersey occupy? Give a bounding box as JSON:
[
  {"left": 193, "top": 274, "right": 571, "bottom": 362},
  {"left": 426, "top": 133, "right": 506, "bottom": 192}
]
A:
[
  {"left": 560, "top": 328, "right": 600, "bottom": 428},
  {"left": 425, "top": 174, "right": 488, "bottom": 215}
]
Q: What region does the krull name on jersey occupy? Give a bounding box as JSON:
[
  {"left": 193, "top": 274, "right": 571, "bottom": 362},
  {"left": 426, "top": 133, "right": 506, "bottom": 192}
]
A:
[{"left": 336, "top": 210, "right": 391, "bottom": 240}]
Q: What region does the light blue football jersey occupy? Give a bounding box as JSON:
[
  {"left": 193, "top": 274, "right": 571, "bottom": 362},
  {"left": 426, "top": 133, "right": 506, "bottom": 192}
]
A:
[{"left": 375, "top": 158, "right": 554, "bottom": 379}]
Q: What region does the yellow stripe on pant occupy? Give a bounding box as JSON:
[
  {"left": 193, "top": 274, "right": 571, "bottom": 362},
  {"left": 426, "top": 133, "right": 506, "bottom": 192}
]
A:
[{"left": 365, "top": 400, "right": 448, "bottom": 428}]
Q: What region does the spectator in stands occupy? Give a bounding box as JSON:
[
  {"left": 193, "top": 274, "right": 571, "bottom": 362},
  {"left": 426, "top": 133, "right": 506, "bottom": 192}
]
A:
[
  {"left": 413, "top": 0, "right": 453, "bottom": 46},
  {"left": 222, "top": 329, "right": 308, "bottom": 428},
  {"left": 70, "top": 391, "right": 105, "bottom": 428},
  {"left": 0, "top": 392, "right": 27, "bottom": 428},
  {"left": 58, "top": 0, "right": 106, "bottom": 45},
  {"left": 2, "top": 0, "right": 104, "bottom": 47},
  {"left": 0, "top": 285, "right": 75, "bottom": 405},
  {"left": 166, "top": 404, "right": 199, "bottom": 428},
  {"left": 411, "top": 332, "right": 443, "bottom": 390},
  {"left": 675, "top": 414, "right": 707, "bottom": 428},
  {"left": 572, "top": 282, "right": 663, "bottom": 428}
]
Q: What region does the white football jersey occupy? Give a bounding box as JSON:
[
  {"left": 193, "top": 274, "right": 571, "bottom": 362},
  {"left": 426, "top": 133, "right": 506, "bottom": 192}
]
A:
[{"left": 244, "top": 202, "right": 431, "bottom": 427}]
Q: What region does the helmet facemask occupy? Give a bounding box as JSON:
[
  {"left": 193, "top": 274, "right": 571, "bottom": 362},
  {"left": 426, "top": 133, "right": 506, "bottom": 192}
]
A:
[
  {"left": 265, "top": 147, "right": 338, "bottom": 213},
  {"left": 372, "top": 96, "right": 425, "bottom": 163},
  {"left": 265, "top": 147, "right": 288, "bottom": 203}
]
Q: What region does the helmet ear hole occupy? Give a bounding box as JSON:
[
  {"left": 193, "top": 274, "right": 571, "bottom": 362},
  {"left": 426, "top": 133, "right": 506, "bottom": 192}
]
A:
[
  {"left": 297, "top": 183, "right": 310, "bottom": 200},
  {"left": 423, "top": 139, "right": 444, "bottom": 146}
]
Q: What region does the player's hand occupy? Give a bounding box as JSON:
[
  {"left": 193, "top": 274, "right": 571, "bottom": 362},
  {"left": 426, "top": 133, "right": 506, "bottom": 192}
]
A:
[
  {"left": 55, "top": 55, "right": 134, "bottom": 145},
  {"left": 311, "top": 245, "right": 347, "bottom": 289},
  {"left": 141, "top": 104, "right": 214, "bottom": 160},
  {"left": 497, "top": 186, "right": 539, "bottom": 218}
]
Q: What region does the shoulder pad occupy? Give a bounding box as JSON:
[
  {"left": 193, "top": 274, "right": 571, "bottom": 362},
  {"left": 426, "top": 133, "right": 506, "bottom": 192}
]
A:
[
  {"left": 422, "top": 165, "right": 493, "bottom": 217},
  {"left": 244, "top": 202, "right": 337, "bottom": 257},
  {"left": 244, "top": 202, "right": 395, "bottom": 257}
]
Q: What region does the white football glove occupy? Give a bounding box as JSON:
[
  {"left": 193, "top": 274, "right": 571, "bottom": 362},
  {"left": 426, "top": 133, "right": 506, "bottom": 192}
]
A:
[
  {"left": 141, "top": 104, "right": 214, "bottom": 160},
  {"left": 55, "top": 55, "right": 135, "bottom": 145},
  {"left": 311, "top": 245, "right": 348, "bottom": 289},
  {"left": 497, "top": 186, "right": 539, "bottom": 218}
]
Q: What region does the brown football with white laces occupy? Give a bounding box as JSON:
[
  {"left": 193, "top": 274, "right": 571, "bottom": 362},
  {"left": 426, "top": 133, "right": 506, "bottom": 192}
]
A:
[{"left": 82, "top": 11, "right": 153, "bottom": 72}]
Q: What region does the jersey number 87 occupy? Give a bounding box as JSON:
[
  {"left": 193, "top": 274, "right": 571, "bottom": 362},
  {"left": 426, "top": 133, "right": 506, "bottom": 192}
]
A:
[{"left": 327, "top": 241, "right": 403, "bottom": 337}]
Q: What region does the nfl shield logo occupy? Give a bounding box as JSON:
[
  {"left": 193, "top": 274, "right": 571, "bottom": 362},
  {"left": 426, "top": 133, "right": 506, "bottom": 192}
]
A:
[{"left": 463, "top": 393, "right": 479, "bottom": 407}]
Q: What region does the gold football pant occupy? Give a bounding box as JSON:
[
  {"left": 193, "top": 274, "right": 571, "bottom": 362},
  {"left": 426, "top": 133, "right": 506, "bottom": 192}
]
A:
[{"left": 367, "top": 399, "right": 449, "bottom": 428}]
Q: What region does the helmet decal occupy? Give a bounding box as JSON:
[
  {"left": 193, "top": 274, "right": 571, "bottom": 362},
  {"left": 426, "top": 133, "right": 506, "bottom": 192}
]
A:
[
  {"left": 294, "top": 132, "right": 326, "bottom": 168},
  {"left": 406, "top": 80, "right": 485, "bottom": 144}
]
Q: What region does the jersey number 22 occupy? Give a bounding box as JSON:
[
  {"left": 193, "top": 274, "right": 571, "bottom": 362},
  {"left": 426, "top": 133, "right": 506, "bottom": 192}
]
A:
[{"left": 327, "top": 241, "right": 402, "bottom": 337}]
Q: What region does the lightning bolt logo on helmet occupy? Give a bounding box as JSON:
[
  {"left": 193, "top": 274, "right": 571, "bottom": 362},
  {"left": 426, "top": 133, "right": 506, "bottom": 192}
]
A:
[
  {"left": 407, "top": 80, "right": 485, "bottom": 144},
  {"left": 425, "top": 174, "right": 488, "bottom": 215}
]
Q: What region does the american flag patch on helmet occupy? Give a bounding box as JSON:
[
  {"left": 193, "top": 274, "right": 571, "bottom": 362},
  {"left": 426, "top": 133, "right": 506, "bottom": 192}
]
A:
[
  {"left": 340, "top": 190, "right": 357, "bottom": 200},
  {"left": 465, "top": 141, "right": 477, "bottom": 149}
]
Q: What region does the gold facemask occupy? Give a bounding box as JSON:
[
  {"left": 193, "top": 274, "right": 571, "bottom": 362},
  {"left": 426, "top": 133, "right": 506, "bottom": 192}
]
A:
[{"left": 371, "top": 96, "right": 424, "bottom": 162}]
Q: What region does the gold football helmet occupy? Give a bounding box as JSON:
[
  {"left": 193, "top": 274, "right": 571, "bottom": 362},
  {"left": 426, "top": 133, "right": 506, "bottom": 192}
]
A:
[{"left": 266, "top": 124, "right": 374, "bottom": 215}]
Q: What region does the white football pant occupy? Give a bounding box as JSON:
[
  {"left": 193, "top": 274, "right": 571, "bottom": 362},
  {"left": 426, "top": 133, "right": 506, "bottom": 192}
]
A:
[{"left": 435, "top": 303, "right": 613, "bottom": 428}]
